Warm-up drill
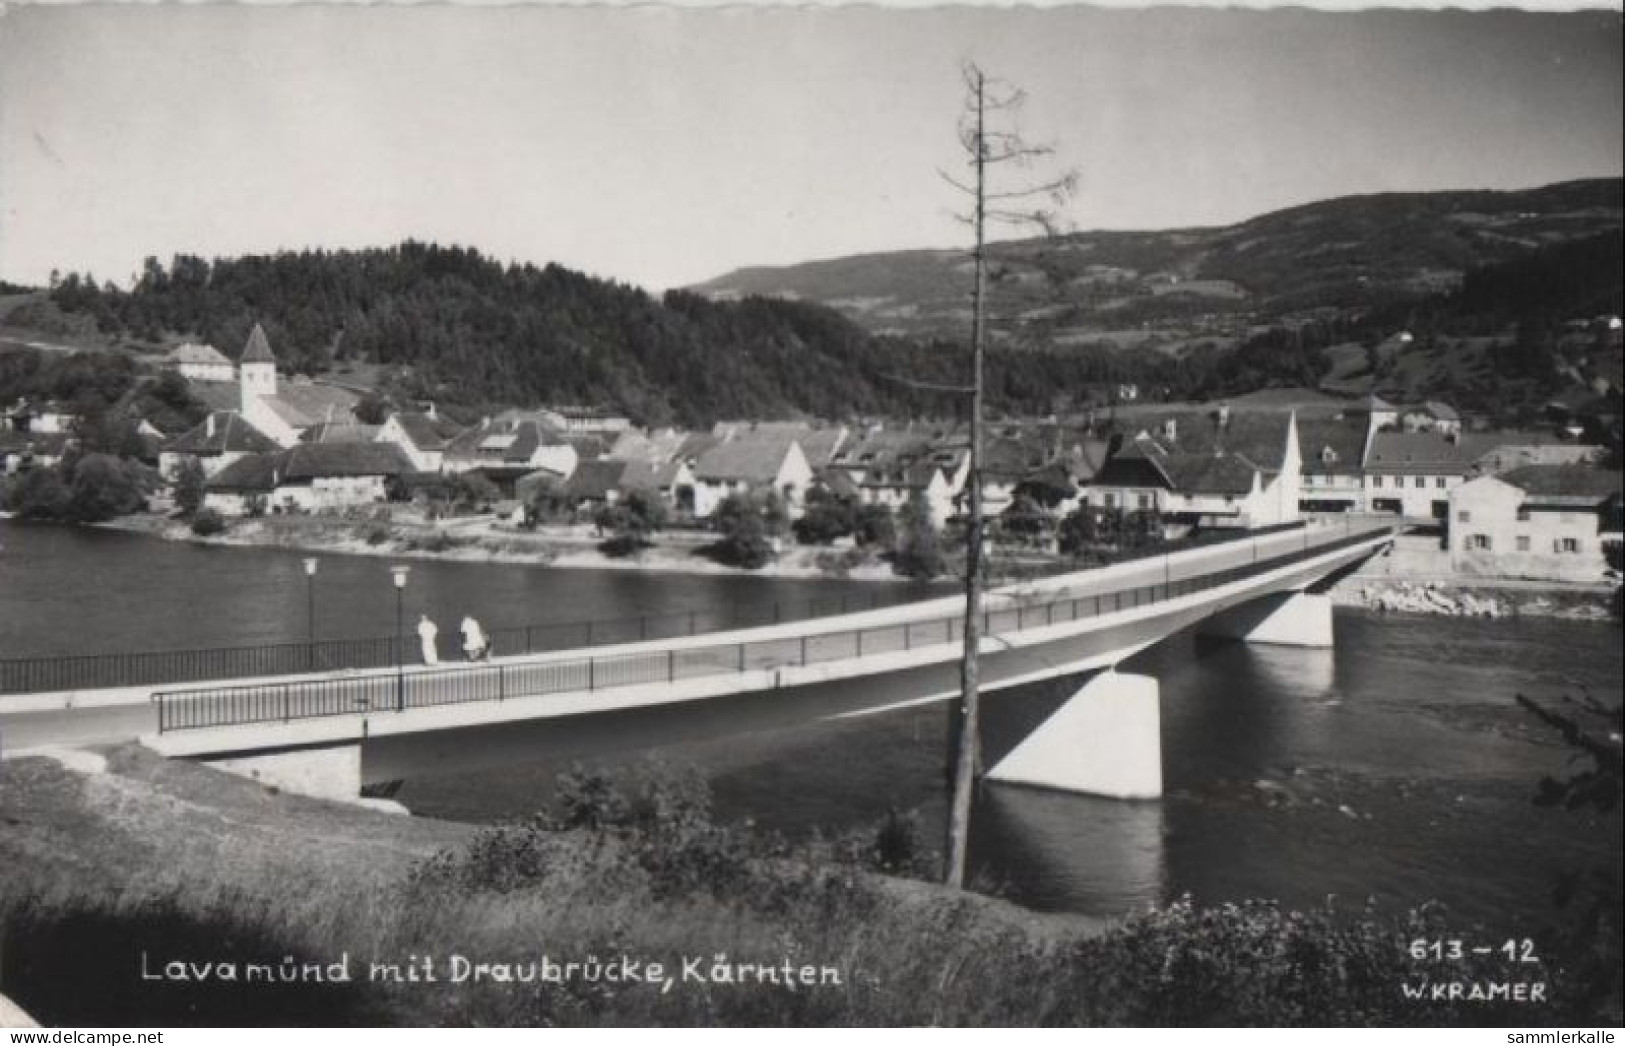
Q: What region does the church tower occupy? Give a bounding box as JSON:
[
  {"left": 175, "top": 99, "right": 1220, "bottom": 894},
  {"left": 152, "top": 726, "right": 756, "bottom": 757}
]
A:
[{"left": 239, "top": 323, "right": 278, "bottom": 407}]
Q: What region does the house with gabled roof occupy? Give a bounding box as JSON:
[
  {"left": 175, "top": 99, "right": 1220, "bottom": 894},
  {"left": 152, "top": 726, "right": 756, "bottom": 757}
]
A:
[
  {"left": 164, "top": 342, "right": 235, "bottom": 383},
  {"left": 442, "top": 417, "right": 578, "bottom": 490},
  {"left": 159, "top": 412, "right": 281, "bottom": 479},
  {"left": 1449, "top": 465, "right": 1623, "bottom": 582},
  {"left": 1362, "top": 430, "right": 1474, "bottom": 520},
  {"left": 691, "top": 432, "right": 813, "bottom": 518},
  {"left": 1297, "top": 415, "right": 1370, "bottom": 513},
  {"left": 1087, "top": 408, "right": 1302, "bottom": 530},
  {"left": 204, "top": 442, "right": 414, "bottom": 515},
  {"left": 375, "top": 408, "right": 464, "bottom": 474}
]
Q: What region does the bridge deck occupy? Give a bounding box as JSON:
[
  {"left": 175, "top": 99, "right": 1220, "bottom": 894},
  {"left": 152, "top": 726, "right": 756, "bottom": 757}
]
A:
[{"left": 149, "top": 522, "right": 1393, "bottom": 738}]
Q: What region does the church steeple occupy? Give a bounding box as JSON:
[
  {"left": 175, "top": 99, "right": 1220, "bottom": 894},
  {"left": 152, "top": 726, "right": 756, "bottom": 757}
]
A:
[{"left": 239, "top": 322, "right": 278, "bottom": 406}]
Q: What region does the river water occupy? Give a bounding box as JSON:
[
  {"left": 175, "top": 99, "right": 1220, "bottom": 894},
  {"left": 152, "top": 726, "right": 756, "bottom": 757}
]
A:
[{"left": 3, "top": 519, "right": 1620, "bottom": 933}]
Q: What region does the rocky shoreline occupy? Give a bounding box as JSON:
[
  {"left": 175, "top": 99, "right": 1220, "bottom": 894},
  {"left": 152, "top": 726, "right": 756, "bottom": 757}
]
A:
[{"left": 1330, "top": 577, "right": 1618, "bottom": 621}]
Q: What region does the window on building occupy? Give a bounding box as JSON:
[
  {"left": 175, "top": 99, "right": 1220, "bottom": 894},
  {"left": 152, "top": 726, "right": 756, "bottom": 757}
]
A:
[
  {"left": 1414, "top": 476, "right": 1425, "bottom": 489},
  {"left": 1372, "top": 476, "right": 1384, "bottom": 488},
  {"left": 1457, "top": 510, "right": 1471, "bottom": 523},
  {"left": 1104, "top": 493, "right": 1117, "bottom": 509},
  {"left": 1137, "top": 494, "right": 1152, "bottom": 511},
  {"left": 1516, "top": 507, "right": 1531, "bottom": 522},
  {"left": 1466, "top": 534, "right": 1491, "bottom": 551},
  {"left": 1435, "top": 477, "right": 1447, "bottom": 489},
  {"left": 1559, "top": 538, "right": 1580, "bottom": 554},
  {"left": 1516, "top": 536, "right": 1531, "bottom": 552}
]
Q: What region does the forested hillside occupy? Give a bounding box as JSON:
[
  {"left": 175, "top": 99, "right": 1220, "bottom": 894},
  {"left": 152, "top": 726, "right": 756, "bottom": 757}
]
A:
[{"left": 21, "top": 242, "right": 1298, "bottom": 425}]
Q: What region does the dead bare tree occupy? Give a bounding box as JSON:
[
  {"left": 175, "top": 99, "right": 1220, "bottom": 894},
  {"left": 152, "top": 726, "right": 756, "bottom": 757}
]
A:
[{"left": 941, "top": 60, "right": 1077, "bottom": 890}]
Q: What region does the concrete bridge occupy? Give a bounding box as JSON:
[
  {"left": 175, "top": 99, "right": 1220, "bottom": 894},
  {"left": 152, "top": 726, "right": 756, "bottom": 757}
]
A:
[{"left": 6, "top": 521, "right": 1394, "bottom": 803}]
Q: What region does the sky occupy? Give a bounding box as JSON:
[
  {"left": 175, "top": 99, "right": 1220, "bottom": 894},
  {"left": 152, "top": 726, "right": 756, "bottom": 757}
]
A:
[{"left": 0, "top": 3, "right": 1620, "bottom": 293}]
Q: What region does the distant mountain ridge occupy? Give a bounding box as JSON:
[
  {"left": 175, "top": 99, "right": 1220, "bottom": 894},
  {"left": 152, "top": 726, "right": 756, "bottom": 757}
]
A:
[{"left": 692, "top": 179, "right": 1624, "bottom": 344}]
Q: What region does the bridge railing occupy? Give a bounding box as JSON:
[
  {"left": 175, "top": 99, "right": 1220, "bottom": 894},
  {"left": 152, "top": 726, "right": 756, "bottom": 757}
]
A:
[
  {"left": 0, "top": 587, "right": 917, "bottom": 697},
  {"left": 153, "top": 525, "right": 1392, "bottom": 734}
]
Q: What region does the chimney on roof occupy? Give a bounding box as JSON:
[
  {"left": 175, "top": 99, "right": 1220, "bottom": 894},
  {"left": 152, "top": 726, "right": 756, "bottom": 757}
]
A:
[
  {"left": 1217, "top": 403, "right": 1230, "bottom": 429},
  {"left": 426, "top": 402, "right": 437, "bottom": 420},
  {"left": 1162, "top": 417, "right": 1178, "bottom": 442},
  {"left": 206, "top": 414, "right": 216, "bottom": 438}
]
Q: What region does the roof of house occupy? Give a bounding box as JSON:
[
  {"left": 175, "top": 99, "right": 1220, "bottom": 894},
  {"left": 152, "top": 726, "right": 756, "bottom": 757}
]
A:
[
  {"left": 278, "top": 442, "right": 414, "bottom": 480},
  {"left": 207, "top": 442, "right": 414, "bottom": 492},
  {"left": 163, "top": 413, "right": 280, "bottom": 455},
  {"left": 206, "top": 453, "right": 280, "bottom": 492},
  {"left": 563, "top": 458, "right": 630, "bottom": 501},
  {"left": 1122, "top": 409, "right": 1295, "bottom": 474},
  {"left": 1297, "top": 417, "right": 1369, "bottom": 475},
  {"left": 1364, "top": 431, "right": 1474, "bottom": 475},
  {"left": 240, "top": 324, "right": 276, "bottom": 364},
  {"left": 259, "top": 383, "right": 362, "bottom": 429},
  {"left": 693, "top": 433, "right": 801, "bottom": 484},
  {"left": 618, "top": 458, "right": 687, "bottom": 492},
  {"left": 1157, "top": 453, "right": 1259, "bottom": 496},
  {"left": 445, "top": 420, "right": 567, "bottom": 464},
  {"left": 185, "top": 381, "right": 243, "bottom": 414},
  {"left": 386, "top": 410, "right": 462, "bottom": 451},
  {"left": 300, "top": 422, "right": 382, "bottom": 445},
  {"left": 1500, "top": 465, "right": 1623, "bottom": 505},
  {"left": 167, "top": 342, "right": 232, "bottom": 367}
]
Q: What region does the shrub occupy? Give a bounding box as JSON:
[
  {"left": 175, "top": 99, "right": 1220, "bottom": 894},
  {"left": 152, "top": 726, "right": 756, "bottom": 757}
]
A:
[{"left": 189, "top": 508, "right": 226, "bottom": 536}]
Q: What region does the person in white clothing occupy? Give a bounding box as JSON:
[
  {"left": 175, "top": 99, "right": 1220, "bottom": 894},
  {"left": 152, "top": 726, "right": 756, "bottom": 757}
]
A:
[
  {"left": 461, "top": 615, "right": 490, "bottom": 661},
  {"left": 417, "top": 614, "right": 440, "bottom": 666}
]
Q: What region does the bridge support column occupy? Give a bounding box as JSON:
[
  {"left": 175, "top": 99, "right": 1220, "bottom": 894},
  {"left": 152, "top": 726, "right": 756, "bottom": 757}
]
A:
[
  {"left": 1199, "top": 591, "right": 1333, "bottom": 648},
  {"left": 987, "top": 671, "right": 1161, "bottom": 799},
  {"left": 205, "top": 742, "right": 362, "bottom": 802}
]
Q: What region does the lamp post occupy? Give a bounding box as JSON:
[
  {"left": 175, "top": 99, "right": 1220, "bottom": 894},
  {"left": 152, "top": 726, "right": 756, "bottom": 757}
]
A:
[
  {"left": 303, "top": 557, "right": 319, "bottom": 669},
  {"left": 391, "top": 564, "right": 410, "bottom": 712}
]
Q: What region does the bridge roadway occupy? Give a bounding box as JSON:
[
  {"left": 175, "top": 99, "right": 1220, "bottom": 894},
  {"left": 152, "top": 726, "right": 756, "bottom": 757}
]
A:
[{"left": 89, "top": 520, "right": 1389, "bottom": 800}]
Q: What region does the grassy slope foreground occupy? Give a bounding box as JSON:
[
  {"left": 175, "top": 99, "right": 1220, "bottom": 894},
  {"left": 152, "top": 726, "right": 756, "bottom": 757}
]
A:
[{"left": 2, "top": 748, "right": 1604, "bottom": 1027}]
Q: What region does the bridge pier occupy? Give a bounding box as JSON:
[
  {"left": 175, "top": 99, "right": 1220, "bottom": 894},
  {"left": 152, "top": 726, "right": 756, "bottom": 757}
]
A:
[
  {"left": 206, "top": 742, "right": 362, "bottom": 802},
  {"left": 987, "top": 670, "right": 1162, "bottom": 799},
  {"left": 1198, "top": 590, "right": 1334, "bottom": 648}
]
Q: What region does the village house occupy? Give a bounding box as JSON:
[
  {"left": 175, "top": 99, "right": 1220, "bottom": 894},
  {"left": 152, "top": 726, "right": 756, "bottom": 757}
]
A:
[
  {"left": 1296, "top": 415, "right": 1371, "bottom": 514},
  {"left": 203, "top": 442, "right": 414, "bottom": 515},
  {"left": 538, "top": 405, "right": 633, "bottom": 436},
  {"left": 158, "top": 412, "right": 280, "bottom": 479},
  {"left": 1361, "top": 430, "right": 1473, "bottom": 520},
  {"left": 1085, "top": 408, "right": 1302, "bottom": 532},
  {"left": 1401, "top": 401, "right": 1463, "bottom": 437},
  {"left": 374, "top": 408, "right": 463, "bottom": 474},
  {"left": 1448, "top": 465, "right": 1623, "bottom": 583},
  {"left": 4, "top": 398, "right": 78, "bottom": 435},
  {"left": 164, "top": 342, "right": 235, "bottom": 383},
  {"left": 690, "top": 431, "right": 813, "bottom": 518},
  {"left": 442, "top": 417, "right": 579, "bottom": 492}
]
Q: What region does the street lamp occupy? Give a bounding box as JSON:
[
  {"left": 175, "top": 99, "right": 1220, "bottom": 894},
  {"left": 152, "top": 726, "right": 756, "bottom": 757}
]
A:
[
  {"left": 391, "top": 564, "right": 410, "bottom": 712},
  {"left": 303, "top": 557, "right": 319, "bottom": 669}
]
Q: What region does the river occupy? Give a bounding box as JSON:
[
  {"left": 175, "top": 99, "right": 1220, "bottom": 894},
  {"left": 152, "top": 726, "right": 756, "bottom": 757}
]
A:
[{"left": 3, "top": 519, "right": 1620, "bottom": 933}]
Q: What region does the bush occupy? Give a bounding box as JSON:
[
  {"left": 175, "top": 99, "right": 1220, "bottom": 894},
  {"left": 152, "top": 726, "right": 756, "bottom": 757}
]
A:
[
  {"left": 709, "top": 493, "right": 775, "bottom": 569},
  {"left": 4, "top": 467, "right": 71, "bottom": 520},
  {"left": 189, "top": 508, "right": 226, "bottom": 536}
]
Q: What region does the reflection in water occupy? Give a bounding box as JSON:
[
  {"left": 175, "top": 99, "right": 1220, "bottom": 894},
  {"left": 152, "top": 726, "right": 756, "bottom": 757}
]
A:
[{"left": 975, "top": 784, "right": 1166, "bottom": 915}]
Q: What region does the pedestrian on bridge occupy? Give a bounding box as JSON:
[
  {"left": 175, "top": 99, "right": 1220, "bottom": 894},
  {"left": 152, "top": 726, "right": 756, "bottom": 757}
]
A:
[
  {"left": 461, "top": 615, "right": 490, "bottom": 661},
  {"left": 418, "top": 614, "right": 441, "bottom": 666}
]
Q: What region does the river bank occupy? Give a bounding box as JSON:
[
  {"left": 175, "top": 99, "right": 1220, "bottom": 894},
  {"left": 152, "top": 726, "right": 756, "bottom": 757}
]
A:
[
  {"left": 1, "top": 744, "right": 1593, "bottom": 1026},
  {"left": 1328, "top": 574, "right": 1618, "bottom": 621},
  {"left": 99, "top": 511, "right": 906, "bottom": 581}
]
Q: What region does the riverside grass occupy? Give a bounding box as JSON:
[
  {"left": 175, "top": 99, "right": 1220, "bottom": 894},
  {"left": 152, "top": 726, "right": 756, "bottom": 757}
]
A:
[{"left": 0, "top": 746, "right": 1595, "bottom": 1027}]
